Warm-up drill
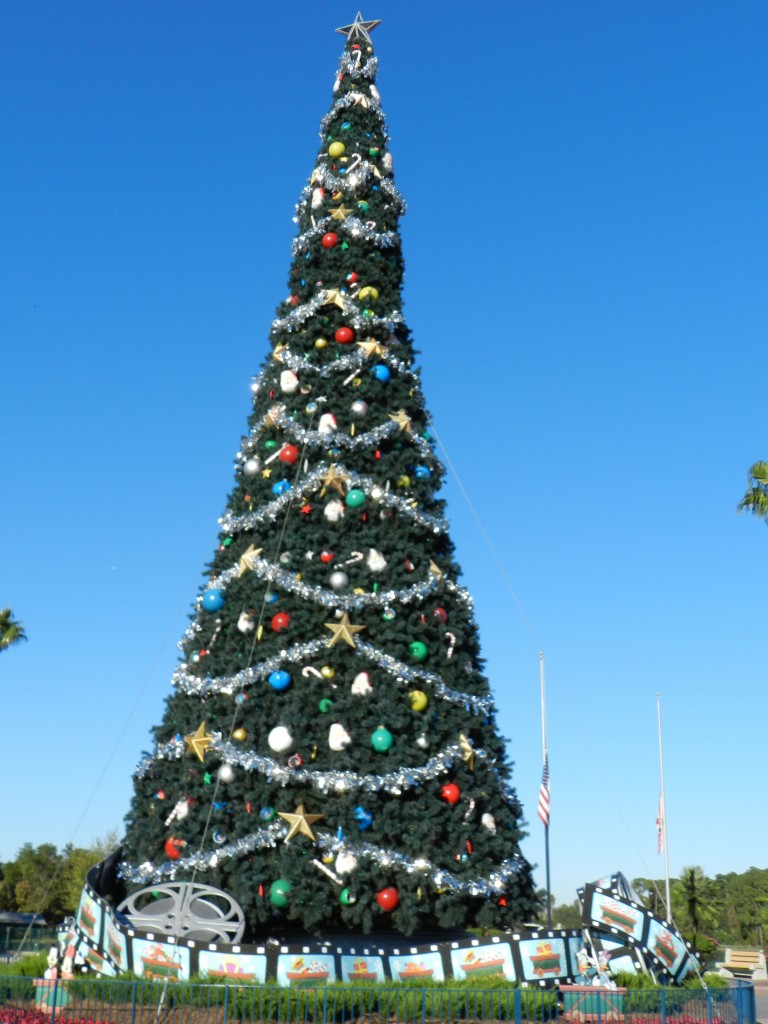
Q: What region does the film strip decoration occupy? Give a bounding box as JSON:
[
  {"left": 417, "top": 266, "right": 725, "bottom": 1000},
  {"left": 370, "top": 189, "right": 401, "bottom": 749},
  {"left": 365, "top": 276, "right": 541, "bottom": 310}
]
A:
[
  {"left": 67, "top": 865, "right": 698, "bottom": 986},
  {"left": 578, "top": 874, "right": 701, "bottom": 984},
  {"left": 69, "top": 865, "right": 584, "bottom": 985}
]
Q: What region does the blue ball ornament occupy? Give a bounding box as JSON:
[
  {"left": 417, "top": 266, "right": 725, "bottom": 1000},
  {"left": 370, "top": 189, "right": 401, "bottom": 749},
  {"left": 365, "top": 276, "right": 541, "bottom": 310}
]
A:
[
  {"left": 260, "top": 806, "right": 276, "bottom": 821},
  {"left": 268, "top": 670, "right": 292, "bottom": 692},
  {"left": 371, "top": 364, "right": 391, "bottom": 383},
  {"left": 272, "top": 480, "right": 291, "bottom": 496},
  {"left": 414, "top": 465, "right": 431, "bottom": 479},
  {"left": 202, "top": 589, "right": 226, "bottom": 612},
  {"left": 265, "top": 590, "right": 279, "bottom": 604}
]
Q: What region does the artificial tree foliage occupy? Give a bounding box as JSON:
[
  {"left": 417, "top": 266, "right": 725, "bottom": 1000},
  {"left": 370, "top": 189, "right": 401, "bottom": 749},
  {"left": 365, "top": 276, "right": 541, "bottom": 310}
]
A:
[{"left": 121, "top": 16, "right": 537, "bottom": 940}]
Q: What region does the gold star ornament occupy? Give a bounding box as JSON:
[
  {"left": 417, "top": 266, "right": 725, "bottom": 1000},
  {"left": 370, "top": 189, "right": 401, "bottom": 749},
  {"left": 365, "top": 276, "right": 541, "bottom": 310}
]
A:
[
  {"left": 459, "top": 733, "right": 475, "bottom": 771},
  {"left": 389, "top": 409, "right": 413, "bottom": 435},
  {"left": 237, "top": 544, "right": 263, "bottom": 578},
  {"left": 319, "top": 464, "right": 349, "bottom": 497},
  {"left": 322, "top": 288, "right": 347, "bottom": 310},
  {"left": 185, "top": 722, "right": 213, "bottom": 762},
  {"left": 278, "top": 803, "right": 324, "bottom": 843},
  {"left": 324, "top": 612, "right": 366, "bottom": 648},
  {"left": 357, "top": 338, "right": 387, "bottom": 359},
  {"left": 329, "top": 204, "right": 353, "bottom": 221}
]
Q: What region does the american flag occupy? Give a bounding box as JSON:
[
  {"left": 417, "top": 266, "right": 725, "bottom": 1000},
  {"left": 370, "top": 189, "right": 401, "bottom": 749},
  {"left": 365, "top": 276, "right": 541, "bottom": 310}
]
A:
[
  {"left": 538, "top": 754, "right": 550, "bottom": 828},
  {"left": 656, "top": 793, "right": 664, "bottom": 854}
]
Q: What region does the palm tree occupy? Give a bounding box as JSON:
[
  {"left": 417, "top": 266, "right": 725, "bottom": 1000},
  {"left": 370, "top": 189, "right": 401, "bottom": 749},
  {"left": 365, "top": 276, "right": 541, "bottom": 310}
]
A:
[
  {"left": 738, "top": 461, "right": 768, "bottom": 523},
  {"left": 0, "top": 608, "right": 27, "bottom": 653},
  {"left": 673, "top": 865, "right": 718, "bottom": 950}
]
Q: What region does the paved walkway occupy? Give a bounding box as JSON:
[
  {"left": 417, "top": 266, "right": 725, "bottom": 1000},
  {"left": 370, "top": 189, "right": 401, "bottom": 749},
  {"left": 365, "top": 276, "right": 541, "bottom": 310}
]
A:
[{"left": 754, "top": 981, "right": 767, "bottom": 1023}]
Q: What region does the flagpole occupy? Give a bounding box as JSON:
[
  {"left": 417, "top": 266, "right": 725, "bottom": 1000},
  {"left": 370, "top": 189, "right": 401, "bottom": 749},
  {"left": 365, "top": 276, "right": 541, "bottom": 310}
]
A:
[
  {"left": 657, "top": 692, "right": 671, "bottom": 918},
  {"left": 541, "top": 652, "right": 552, "bottom": 928}
]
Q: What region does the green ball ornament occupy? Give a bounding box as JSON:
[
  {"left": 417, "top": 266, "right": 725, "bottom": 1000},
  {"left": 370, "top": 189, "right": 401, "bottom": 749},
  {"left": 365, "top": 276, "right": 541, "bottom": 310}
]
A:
[
  {"left": 371, "top": 725, "right": 394, "bottom": 752},
  {"left": 340, "top": 887, "right": 356, "bottom": 905},
  {"left": 269, "top": 879, "right": 293, "bottom": 907},
  {"left": 409, "top": 641, "right": 428, "bottom": 662},
  {"left": 264, "top": 439, "right": 278, "bottom": 451},
  {"left": 345, "top": 488, "right": 366, "bottom": 508},
  {"left": 319, "top": 698, "right": 333, "bottom": 713}
]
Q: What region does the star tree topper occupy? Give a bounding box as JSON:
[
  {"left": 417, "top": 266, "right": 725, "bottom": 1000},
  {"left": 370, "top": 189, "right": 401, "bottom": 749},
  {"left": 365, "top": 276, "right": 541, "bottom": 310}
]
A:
[
  {"left": 278, "top": 803, "right": 324, "bottom": 843},
  {"left": 336, "top": 11, "right": 381, "bottom": 44}
]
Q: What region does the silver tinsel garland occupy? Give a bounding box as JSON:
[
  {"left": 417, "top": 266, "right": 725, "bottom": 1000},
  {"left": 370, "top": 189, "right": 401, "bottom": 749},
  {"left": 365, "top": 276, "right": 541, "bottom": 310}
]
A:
[
  {"left": 290, "top": 217, "right": 400, "bottom": 259},
  {"left": 219, "top": 463, "right": 448, "bottom": 536},
  {"left": 240, "top": 406, "right": 434, "bottom": 461},
  {"left": 206, "top": 553, "right": 442, "bottom": 611},
  {"left": 119, "top": 818, "right": 525, "bottom": 895}
]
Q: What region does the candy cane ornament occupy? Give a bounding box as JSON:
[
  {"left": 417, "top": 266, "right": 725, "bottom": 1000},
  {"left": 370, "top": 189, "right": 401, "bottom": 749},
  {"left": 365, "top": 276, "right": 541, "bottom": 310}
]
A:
[
  {"left": 343, "top": 551, "right": 364, "bottom": 566},
  {"left": 302, "top": 666, "right": 324, "bottom": 681},
  {"left": 445, "top": 632, "right": 457, "bottom": 659},
  {"left": 346, "top": 153, "right": 362, "bottom": 175}
]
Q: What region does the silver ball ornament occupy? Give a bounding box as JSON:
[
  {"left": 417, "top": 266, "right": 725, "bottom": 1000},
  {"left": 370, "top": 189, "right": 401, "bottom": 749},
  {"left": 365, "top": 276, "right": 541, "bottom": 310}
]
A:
[
  {"left": 243, "top": 458, "right": 260, "bottom": 476},
  {"left": 350, "top": 399, "right": 368, "bottom": 418},
  {"left": 329, "top": 570, "right": 349, "bottom": 589},
  {"left": 218, "top": 764, "right": 235, "bottom": 783}
]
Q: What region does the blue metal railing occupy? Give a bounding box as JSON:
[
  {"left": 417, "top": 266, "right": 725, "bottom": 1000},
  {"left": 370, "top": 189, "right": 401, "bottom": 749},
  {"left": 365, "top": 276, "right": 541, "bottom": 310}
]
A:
[{"left": 0, "top": 977, "right": 754, "bottom": 1024}]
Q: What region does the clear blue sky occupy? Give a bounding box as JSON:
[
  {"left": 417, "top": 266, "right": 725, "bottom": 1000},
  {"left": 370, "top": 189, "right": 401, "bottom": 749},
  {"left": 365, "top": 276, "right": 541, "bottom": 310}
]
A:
[{"left": 2, "top": 1, "right": 767, "bottom": 909}]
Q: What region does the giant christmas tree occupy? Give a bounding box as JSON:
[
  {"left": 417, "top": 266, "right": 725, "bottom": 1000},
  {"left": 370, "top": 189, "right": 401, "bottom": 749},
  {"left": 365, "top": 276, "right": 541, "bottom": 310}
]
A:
[{"left": 121, "top": 13, "right": 537, "bottom": 940}]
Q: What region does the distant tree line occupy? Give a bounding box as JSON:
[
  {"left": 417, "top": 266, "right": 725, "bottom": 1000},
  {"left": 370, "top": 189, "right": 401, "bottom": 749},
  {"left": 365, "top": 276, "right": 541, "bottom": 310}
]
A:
[{"left": 0, "top": 836, "right": 117, "bottom": 923}]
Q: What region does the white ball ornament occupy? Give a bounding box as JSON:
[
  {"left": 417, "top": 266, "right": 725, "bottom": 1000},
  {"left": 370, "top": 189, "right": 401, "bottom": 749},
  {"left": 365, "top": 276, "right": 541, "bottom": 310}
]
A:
[
  {"left": 329, "top": 570, "right": 349, "bottom": 590},
  {"left": 350, "top": 399, "right": 368, "bottom": 418},
  {"left": 268, "top": 726, "right": 293, "bottom": 753},
  {"left": 328, "top": 722, "right": 352, "bottom": 751},
  {"left": 280, "top": 370, "right": 300, "bottom": 394},
  {"left": 351, "top": 671, "right": 373, "bottom": 695},
  {"left": 324, "top": 499, "right": 345, "bottom": 523},
  {"left": 218, "top": 764, "right": 235, "bottom": 783},
  {"left": 335, "top": 852, "right": 359, "bottom": 875},
  {"left": 243, "top": 458, "right": 260, "bottom": 477}
]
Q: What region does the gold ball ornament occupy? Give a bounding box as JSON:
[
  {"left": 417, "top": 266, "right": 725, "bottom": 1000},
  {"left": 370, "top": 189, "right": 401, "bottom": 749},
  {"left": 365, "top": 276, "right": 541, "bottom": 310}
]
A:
[
  {"left": 315, "top": 337, "right": 328, "bottom": 349},
  {"left": 396, "top": 474, "right": 411, "bottom": 488},
  {"left": 321, "top": 665, "right": 336, "bottom": 680},
  {"left": 408, "top": 689, "right": 428, "bottom": 712},
  {"left": 232, "top": 727, "right": 247, "bottom": 741},
  {"left": 358, "top": 286, "right": 380, "bottom": 303},
  {"left": 328, "top": 141, "right": 346, "bottom": 158}
]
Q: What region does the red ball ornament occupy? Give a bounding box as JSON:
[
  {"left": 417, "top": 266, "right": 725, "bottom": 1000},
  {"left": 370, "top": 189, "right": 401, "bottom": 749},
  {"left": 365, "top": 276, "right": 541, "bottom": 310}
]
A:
[
  {"left": 376, "top": 886, "right": 399, "bottom": 912},
  {"left": 279, "top": 444, "right": 299, "bottom": 465},
  {"left": 335, "top": 326, "right": 355, "bottom": 344},
  {"left": 271, "top": 612, "right": 291, "bottom": 633},
  {"left": 346, "top": 271, "right": 358, "bottom": 284},
  {"left": 322, "top": 232, "right": 339, "bottom": 248},
  {"left": 164, "top": 837, "right": 185, "bottom": 860},
  {"left": 319, "top": 550, "right": 335, "bottom": 563},
  {"left": 433, "top": 607, "right": 448, "bottom": 623},
  {"left": 440, "top": 782, "right": 461, "bottom": 805}
]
